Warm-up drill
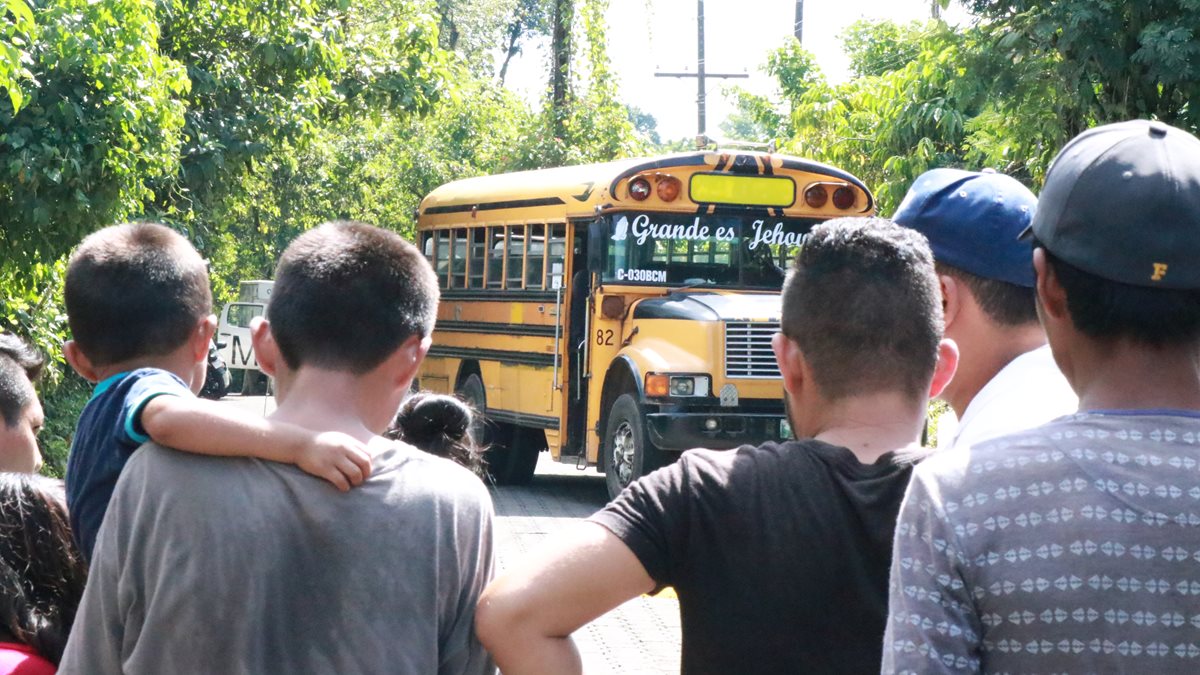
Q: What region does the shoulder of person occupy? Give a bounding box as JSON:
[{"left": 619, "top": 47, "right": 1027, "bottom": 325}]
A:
[{"left": 378, "top": 440, "right": 493, "bottom": 506}]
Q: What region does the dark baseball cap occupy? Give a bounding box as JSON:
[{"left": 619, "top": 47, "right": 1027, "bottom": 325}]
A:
[
  {"left": 1025, "top": 119, "right": 1200, "bottom": 289},
  {"left": 892, "top": 168, "right": 1037, "bottom": 287}
]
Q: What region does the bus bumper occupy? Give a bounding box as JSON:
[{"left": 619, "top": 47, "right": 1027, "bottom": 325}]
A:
[{"left": 644, "top": 412, "right": 788, "bottom": 451}]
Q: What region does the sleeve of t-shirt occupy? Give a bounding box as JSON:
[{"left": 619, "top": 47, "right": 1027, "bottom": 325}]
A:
[
  {"left": 882, "top": 463, "right": 983, "bottom": 675},
  {"left": 118, "top": 370, "right": 191, "bottom": 445},
  {"left": 587, "top": 453, "right": 693, "bottom": 587}
]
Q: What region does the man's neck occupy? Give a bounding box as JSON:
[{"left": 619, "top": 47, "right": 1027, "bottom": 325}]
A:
[
  {"left": 809, "top": 392, "right": 927, "bottom": 465},
  {"left": 1070, "top": 339, "right": 1200, "bottom": 412},
  {"left": 268, "top": 368, "right": 381, "bottom": 444},
  {"left": 943, "top": 322, "right": 1046, "bottom": 417}
]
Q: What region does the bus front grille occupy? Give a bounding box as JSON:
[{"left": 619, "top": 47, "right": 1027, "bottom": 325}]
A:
[{"left": 724, "top": 321, "right": 782, "bottom": 379}]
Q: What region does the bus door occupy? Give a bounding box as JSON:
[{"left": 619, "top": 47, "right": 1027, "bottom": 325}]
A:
[{"left": 563, "top": 224, "right": 591, "bottom": 457}]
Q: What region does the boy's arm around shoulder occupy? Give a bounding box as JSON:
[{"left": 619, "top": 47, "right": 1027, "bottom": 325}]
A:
[{"left": 139, "top": 396, "right": 371, "bottom": 491}]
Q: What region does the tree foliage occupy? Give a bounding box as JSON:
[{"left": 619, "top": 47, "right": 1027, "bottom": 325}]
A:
[
  {"left": 0, "top": 0, "right": 187, "bottom": 281},
  {"left": 968, "top": 0, "right": 1200, "bottom": 134}
]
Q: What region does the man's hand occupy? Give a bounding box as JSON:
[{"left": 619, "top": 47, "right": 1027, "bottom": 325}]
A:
[{"left": 294, "top": 431, "right": 372, "bottom": 492}]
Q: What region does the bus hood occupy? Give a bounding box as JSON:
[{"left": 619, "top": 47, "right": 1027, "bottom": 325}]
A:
[{"left": 631, "top": 292, "right": 781, "bottom": 322}]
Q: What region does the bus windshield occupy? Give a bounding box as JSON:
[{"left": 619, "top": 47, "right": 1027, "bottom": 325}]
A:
[{"left": 600, "top": 212, "right": 818, "bottom": 288}]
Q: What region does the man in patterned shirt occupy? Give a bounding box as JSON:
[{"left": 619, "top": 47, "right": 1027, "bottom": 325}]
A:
[{"left": 884, "top": 120, "right": 1200, "bottom": 673}]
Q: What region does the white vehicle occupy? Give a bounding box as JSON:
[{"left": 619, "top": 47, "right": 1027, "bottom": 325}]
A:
[{"left": 218, "top": 280, "right": 273, "bottom": 391}]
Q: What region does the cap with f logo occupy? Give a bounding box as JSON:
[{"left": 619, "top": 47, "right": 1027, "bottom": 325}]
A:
[{"left": 1024, "top": 119, "right": 1200, "bottom": 289}]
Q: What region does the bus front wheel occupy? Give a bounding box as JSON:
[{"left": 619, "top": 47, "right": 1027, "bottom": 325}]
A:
[{"left": 603, "top": 394, "right": 662, "bottom": 500}]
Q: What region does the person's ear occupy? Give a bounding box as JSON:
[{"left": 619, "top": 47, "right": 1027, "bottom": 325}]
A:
[
  {"left": 250, "top": 317, "right": 281, "bottom": 378},
  {"left": 191, "top": 314, "right": 218, "bottom": 362},
  {"left": 62, "top": 340, "right": 99, "bottom": 383},
  {"left": 1033, "top": 248, "right": 1069, "bottom": 322},
  {"left": 939, "top": 274, "right": 962, "bottom": 330},
  {"left": 390, "top": 334, "right": 430, "bottom": 390},
  {"left": 928, "top": 338, "right": 960, "bottom": 399},
  {"left": 772, "top": 332, "right": 805, "bottom": 397}
]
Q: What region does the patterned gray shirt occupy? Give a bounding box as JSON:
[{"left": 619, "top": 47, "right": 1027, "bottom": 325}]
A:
[{"left": 884, "top": 411, "right": 1200, "bottom": 674}]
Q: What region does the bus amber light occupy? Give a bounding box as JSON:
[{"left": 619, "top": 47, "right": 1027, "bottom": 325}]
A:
[
  {"left": 629, "top": 178, "right": 652, "bottom": 201},
  {"left": 645, "top": 374, "right": 670, "bottom": 398},
  {"left": 804, "top": 185, "right": 828, "bottom": 208},
  {"left": 656, "top": 176, "right": 681, "bottom": 202},
  {"left": 833, "top": 186, "right": 856, "bottom": 210}
]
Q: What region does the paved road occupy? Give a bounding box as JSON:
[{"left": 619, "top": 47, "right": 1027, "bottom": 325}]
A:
[{"left": 220, "top": 393, "right": 682, "bottom": 673}]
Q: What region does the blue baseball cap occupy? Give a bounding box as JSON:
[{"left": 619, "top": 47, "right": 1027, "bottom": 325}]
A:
[{"left": 892, "top": 168, "right": 1037, "bottom": 287}]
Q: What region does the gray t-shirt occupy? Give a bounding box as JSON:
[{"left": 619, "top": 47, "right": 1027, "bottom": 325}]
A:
[
  {"left": 884, "top": 411, "right": 1200, "bottom": 674},
  {"left": 60, "top": 441, "right": 495, "bottom": 675}
]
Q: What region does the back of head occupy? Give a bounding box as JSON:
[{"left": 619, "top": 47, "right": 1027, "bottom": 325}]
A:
[
  {"left": 0, "top": 474, "right": 86, "bottom": 665},
  {"left": 65, "top": 223, "right": 212, "bottom": 366},
  {"left": 1028, "top": 120, "right": 1200, "bottom": 346},
  {"left": 782, "top": 218, "right": 942, "bottom": 400},
  {"left": 893, "top": 168, "right": 1039, "bottom": 326},
  {"left": 0, "top": 335, "right": 42, "bottom": 428},
  {"left": 386, "top": 392, "right": 484, "bottom": 476},
  {"left": 268, "top": 221, "right": 439, "bottom": 374}
]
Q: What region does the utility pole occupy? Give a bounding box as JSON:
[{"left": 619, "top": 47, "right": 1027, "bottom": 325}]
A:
[
  {"left": 794, "top": 0, "right": 803, "bottom": 42},
  {"left": 654, "top": 0, "right": 747, "bottom": 139}
]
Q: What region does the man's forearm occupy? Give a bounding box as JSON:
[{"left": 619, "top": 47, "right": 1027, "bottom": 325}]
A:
[{"left": 488, "top": 634, "right": 583, "bottom": 675}]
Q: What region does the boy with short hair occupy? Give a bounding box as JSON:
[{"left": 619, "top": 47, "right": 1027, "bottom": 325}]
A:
[
  {"left": 62, "top": 222, "right": 371, "bottom": 559},
  {"left": 60, "top": 220, "right": 494, "bottom": 673}
]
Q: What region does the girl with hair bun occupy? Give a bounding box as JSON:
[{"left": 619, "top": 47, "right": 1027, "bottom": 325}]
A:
[
  {"left": 0, "top": 474, "right": 86, "bottom": 673},
  {"left": 386, "top": 392, "right": 486, "bottom": 477}
]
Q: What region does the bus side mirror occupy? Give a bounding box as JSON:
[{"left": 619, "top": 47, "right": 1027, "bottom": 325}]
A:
[{"left": 587, "top": 221, "right": 605, "bottom": 273}]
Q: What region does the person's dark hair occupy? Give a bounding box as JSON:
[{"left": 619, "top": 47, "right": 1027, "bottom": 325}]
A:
[
  {"left": 0, "top": 335, "right": 43, "bottom": 428},
  {"left": 65, "top": 223, "right": 212, "bottom": 367},
  {"left": 268, "top": 221, "right": 439, "bottom": 374},
  {"left": 782, "top": 218, "right": 942, "bottom": 400},
  {"left": 385, "top": 392, "right": 484, "bottom": 476},
  {"left": 1035, "top": 240, "right": 1200, "bottom": 346},
  {"left": 935, "top": 262, "right": 1038, "bottom": 326},
  {"left": 0, "top": 474, "right": 87, "bottom": 665}
]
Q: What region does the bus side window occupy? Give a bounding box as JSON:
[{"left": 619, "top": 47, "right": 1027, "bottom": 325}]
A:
[
  {"left": 421, "top": 231, "right": 434, "bottom": 266},
  {"left": 507, "top": 225, "right": 526, "bottom": 289},
  {"left": 526, "top": 224, "right": 546, "bottom": 289},
  {"left": 469, "top": 228, "right": 486, "bottom": 288},
  {"left": 548, "top": 223, "right": 566, "bottom": 290},
  {"left": 435, "top": 230, "right": 451, "bottom": 288},
  {"left": 488, "top": 227, "right": 504, "bottom": 288},
  {"left": 451, "top": 228, "right": 468, "bottom": 288}
]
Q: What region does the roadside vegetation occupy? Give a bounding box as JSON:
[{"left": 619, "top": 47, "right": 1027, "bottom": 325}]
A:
[{"left": 3, "top": 0, "right": 1199, "bottom": 471}]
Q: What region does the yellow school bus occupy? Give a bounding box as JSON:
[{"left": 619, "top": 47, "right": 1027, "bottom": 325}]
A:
[{"left": 416, "top": 150, "right": 874, "bottom": 497}]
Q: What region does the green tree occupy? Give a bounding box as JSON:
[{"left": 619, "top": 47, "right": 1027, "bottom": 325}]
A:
[
  {"left": 0, "top": 0, "right": 35, "bottom": 112},
  {"left": 967, "top": 0, "right": 1200, "bottom": 134},
  {"left": 0, "top": 0, "right": 187, "bottom": 281}
]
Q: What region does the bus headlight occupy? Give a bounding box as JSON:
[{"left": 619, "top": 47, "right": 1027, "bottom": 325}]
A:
[{"left": 646, "top": 373, "right": 710, "bottom": 397}]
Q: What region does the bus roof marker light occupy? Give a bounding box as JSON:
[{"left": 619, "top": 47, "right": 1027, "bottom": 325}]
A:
[
  {"left": 833, "top": 186, "right": 856, "bottom": 210},
  {"left": 629, "top": 177, "right": 651, "bottom": 201},
  {"left": 804, "top": 185, "right": 828, "bottom": 208},
  {"left": 656, "top": 175, "right": 681, "bottom": 202}
]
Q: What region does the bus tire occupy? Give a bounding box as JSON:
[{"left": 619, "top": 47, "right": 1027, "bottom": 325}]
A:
[
  {"left": 501, "top": 427, "right": 541, "bottom": 486},
  {"left": 603, "top": 394, "right": 661, "bottom": 500},
  {"left": 457, "top": 373, "right": 519, "bottom": 485}
]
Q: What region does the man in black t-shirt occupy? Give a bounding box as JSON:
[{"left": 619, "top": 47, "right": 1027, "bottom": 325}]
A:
[{"left": 475, "top": 218, "right": 958, "bottom": 675}]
